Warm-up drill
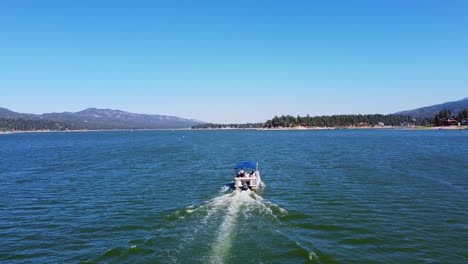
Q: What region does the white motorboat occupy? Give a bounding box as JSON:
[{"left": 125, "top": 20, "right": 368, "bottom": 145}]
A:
[{"left": 233, "top": 162, "right": 264, "bottom": 192}]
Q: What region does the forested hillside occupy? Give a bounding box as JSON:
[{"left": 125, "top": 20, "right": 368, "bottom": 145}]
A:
[{"left": 0, "top": 118, "right": 76, "bottom": 131}]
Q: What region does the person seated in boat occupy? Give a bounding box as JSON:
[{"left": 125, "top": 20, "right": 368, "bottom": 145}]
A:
[
  {"left": 237, "top": 170, "right": 246, "bottom": 178},
  {"left": 236, "top": 170, "right": 249, "bottom": 190},
  {"left": 246, "top": 171, "right": 255, "bottom": 187}
]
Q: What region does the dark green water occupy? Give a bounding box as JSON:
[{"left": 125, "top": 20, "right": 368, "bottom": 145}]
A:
[{"left": 0, "top": 130, "right": 467, "bottom": 263}]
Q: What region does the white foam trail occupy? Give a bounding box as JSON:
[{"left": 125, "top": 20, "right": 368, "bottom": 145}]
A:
[
  {"left": 173, "top": 190, "right": 289, "bottom": 263},
  {"left": 173, "top": 192, "right": 236, "bottom": 251},
  {"left": 208, "top": 191, "right": 249, "bottom": 263},
  {"left": 219, "top": 185, "right": 230, "bottom": 193},
  {"left": 207, "top": 190, "right": 288, "bottom": 263}
]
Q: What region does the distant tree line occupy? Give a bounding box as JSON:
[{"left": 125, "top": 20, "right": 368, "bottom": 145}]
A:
[
  {"left": 192, "top": 123, "right": 263, "bottom": 129},
  {"left": 263, "top": 114, "right": 415, "bottom": 128},
  {"left": 0, "top": 118, "right": 76, "bottom": 131},
  {"left": 458, "top": 108, "right": 468, "bottom": 120},
  {"left": 0, "top": 117, "right": 180, "bottom": 131}
]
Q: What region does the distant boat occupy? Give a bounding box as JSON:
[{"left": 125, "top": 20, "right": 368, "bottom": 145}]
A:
[{"left": 233, "top": 162, "right": 264, "bottom": 192}]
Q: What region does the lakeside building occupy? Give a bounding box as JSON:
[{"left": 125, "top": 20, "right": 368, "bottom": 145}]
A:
[{"left": 439, "top": 117, "right": 458, "bottom": 126}]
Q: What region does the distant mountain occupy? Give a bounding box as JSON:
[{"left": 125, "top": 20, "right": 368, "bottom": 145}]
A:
[
  {"left": 0, "top": 107, "right": 205, "bottom": 129},
  {"left": 396, "top": 97, "right": 468, "bottom": 119},
  {"left": 0, "top": 107, "right": 39, "bottom": 119}
]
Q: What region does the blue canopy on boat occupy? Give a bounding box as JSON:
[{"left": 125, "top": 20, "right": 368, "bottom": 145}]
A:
[{"left": 234, "top": 162, "right": 257, "bottom": 169}]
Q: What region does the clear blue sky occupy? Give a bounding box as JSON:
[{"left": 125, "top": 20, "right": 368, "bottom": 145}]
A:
[{"left": 1, "top": 0, "right": 467, "bottom": 123}]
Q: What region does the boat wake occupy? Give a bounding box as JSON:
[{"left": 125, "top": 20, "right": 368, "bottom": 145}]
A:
[
  {"left": 166, "top": 188, "right": 315, "bottom": 263},
  {"left": 94, "top": 187, "right": 317, "bottom": 263}
]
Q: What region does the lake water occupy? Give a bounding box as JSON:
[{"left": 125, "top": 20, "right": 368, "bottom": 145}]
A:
[{"left": 0, "top": 130, "right": 467, "bottom": 263}]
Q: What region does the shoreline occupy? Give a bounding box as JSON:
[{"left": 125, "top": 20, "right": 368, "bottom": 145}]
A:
[
  {"left": 2, "top": 126, "right": 467, "bottom": 135},
  {"left": 258, "top": 125, "right": 468, "bottom": 131},
  {"left": 0, "top": 128, "right": 190, "bottom": 135}
]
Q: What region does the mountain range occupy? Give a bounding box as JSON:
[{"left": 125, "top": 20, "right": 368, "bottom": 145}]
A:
[
  {"left": 396, "top": 97, "right": 468, "bottom": 119},
  {"left": 0, "top": 108, "right": 204, "bottom": 129},
  {"left": 1, "top": 97, "right": 467, "bottom": 131}
]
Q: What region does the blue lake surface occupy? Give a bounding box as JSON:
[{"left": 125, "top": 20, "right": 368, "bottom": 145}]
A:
[{"left": 0, "top": 130, "right": 467, "bottom": 263}]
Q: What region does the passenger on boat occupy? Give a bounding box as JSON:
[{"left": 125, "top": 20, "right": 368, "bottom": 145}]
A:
[
  {"left": 237, "top": 170, "right": 246, "bottom": 177},
  {"left": 237, "top": 170, "right": 249, "bottom": 190}
]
